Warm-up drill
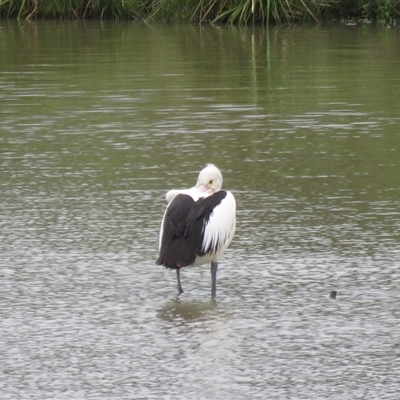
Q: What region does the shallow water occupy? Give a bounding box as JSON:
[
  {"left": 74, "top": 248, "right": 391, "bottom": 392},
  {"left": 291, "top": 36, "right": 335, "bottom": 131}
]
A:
[{"left": 1, "top": 21, "right": 400, "bottom": 399}]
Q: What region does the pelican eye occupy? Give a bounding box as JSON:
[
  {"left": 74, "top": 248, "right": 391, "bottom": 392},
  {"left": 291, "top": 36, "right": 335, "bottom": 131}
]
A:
[{"left": 209, "top": 180, "right": 213, "bottom": 184}]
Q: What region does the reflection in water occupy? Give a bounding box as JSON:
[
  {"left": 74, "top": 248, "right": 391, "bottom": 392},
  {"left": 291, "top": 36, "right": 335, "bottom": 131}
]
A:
[
  {"left": 157, "top": 298, "right": 219, "bottom": 322},
  {"left": 1, "top": 21, "right": 400, "bottom": 399}
]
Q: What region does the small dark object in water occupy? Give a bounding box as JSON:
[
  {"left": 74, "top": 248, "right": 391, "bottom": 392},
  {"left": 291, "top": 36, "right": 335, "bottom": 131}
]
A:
[{"left": 330, "top": 290, "right": 337, "bottom": 299}]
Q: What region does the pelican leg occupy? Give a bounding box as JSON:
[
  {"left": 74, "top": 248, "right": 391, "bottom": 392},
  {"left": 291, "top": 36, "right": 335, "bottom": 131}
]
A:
[
  {"left": 176, "top": 268, "right": 184, "bottom": 295},
  {"left": 211, "top": 262, "right": 218, "bottom": 299}
]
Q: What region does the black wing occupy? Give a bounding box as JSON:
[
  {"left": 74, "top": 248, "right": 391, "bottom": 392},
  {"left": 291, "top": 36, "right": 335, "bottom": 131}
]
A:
[
  {"left": 156, "top": 194, "right": 197, "bottom": 268},
  {"left": 185, "top": 191, "right": 227, "bottom": 256},
  {"left": 156, "top": 191, "right": 227, "bottom": 268}
]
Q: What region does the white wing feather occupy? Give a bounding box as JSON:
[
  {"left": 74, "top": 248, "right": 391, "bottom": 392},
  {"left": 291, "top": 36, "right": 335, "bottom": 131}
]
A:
[
  {"left": 201, "top": 191, "right": 236, "bottom": 258},
  {"left": 166, "top": 186, "right": 205, "bottom": 203}
]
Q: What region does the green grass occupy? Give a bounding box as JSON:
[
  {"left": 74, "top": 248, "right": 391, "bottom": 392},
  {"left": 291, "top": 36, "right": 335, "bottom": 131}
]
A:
[{"left": 0, "top": 0, "right": 399, "bottom": 24}]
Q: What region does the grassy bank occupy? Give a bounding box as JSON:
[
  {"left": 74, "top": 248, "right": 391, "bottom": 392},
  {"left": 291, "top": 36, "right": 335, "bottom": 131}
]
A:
[{"left": 0, "top": 0, "right": 399, "bottom": 24}]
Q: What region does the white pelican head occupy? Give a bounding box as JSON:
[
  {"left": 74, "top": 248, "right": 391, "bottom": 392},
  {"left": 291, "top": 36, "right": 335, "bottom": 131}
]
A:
[{"left": 196, "top": 164, "right": 223, "bottom": 194}]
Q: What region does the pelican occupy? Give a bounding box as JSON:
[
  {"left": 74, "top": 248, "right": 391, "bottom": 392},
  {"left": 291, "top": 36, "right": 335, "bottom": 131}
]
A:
[{"left": 156, "top": 164, "right": 236, "bottom": 298}]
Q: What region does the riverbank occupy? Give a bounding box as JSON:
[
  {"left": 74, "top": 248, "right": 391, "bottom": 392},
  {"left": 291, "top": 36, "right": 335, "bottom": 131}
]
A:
[{"left": 0, "top": 0, "right": 398, "bottom": 25}]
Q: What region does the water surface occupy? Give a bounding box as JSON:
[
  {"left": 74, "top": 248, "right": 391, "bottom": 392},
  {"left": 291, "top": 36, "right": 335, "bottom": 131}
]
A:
[{"left": 1, "top": 21, "right": 400, "bottom": 399}]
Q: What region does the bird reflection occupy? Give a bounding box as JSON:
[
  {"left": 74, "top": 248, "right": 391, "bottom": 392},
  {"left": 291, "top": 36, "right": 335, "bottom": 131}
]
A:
[{"left": 157, "top": 297, "right": 218, "bottom": 323}]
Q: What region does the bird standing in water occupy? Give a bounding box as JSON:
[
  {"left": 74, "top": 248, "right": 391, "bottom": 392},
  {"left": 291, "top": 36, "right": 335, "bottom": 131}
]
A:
[{"left": 156, "top": 164, "right": 236, "bottom": 298}]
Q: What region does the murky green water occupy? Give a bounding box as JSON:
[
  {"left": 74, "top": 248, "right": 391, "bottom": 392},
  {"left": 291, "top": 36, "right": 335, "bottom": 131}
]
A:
[{"left": 1, "top": 20, "right": 400, "bottom": 399}]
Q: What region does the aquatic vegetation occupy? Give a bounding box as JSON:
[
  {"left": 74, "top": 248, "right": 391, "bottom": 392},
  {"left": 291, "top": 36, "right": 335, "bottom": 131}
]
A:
[
  {"left": 323, "top": 0, "right": 399, "bottom": 24},
  {"left": 0, "top": 0, "right": 398, "bottom": 24}
]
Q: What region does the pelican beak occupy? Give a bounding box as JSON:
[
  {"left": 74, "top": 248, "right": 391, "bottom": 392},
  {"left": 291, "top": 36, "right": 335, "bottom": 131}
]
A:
[{"left": 197, "top": 184, "right": 214, "bottom": 194}]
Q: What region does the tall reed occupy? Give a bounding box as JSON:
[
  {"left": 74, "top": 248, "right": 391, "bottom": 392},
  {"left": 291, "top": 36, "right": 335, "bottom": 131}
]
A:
[{"left": 0, "top": 0, "right": 399, "bottom": 24}]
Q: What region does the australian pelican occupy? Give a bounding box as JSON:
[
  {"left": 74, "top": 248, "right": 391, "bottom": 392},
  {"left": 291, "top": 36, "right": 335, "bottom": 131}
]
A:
[{"left": 156, "top": 164, "right": 236, "bottom": 298}]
